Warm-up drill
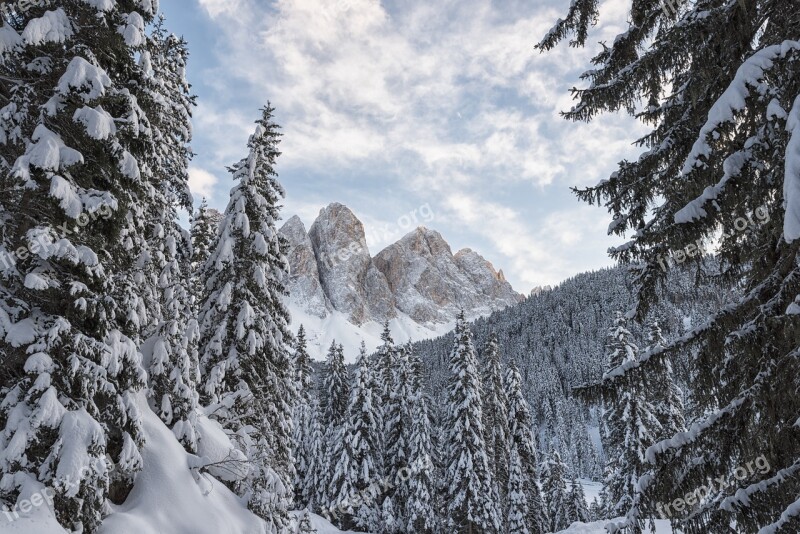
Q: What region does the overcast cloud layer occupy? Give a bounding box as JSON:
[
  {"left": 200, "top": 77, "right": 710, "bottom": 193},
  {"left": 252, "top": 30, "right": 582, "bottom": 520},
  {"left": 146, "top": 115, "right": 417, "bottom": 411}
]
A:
[{"left": 163, "top": 0, "right": 647, "bottom": 292}]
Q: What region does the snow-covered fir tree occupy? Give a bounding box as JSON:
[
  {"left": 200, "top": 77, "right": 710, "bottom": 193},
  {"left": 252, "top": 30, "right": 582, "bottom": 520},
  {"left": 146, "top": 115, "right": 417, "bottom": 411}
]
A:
[
  {"left": 306, "top": 399, "right": 327, "bottom": 513},
  {"left": 327, "top": 342, "right": 382, "bottom": 531},
  {"left": 141, "top": 16, "right": 200, "bottom": 454},
  {"left": 294, "top": 509, "right": 318, "bottom": 533},
  {"left": 599, "top": 313, "right": 661, "bottom": 528},
  {"left": 397, "top": 344, "right": 437, "bottom": 533},
  {"left": 318, "top": 341, "right": 349, "bottom": 513},
  {"left": 505, "top": 361, "right": 547, "bottom": 533},
  {"left": 539, "top": 0, "right": 800, "bottom": 529},
  {"left": 507, "top": 445, "right": 531, "bottom": 534},
  {"left": 567, "top": 477, "right": 590, "bottom": 525},
  {"left": 0, "top": 2, "right": 159, "bottom": 530},
  {"left": 190, "top": 197, "right": 218, "bottom": 304},
  {"left": 442, "top": 311, "right": 501, "bottom": 532},
  {"left": 589, "top": 497, "right": 603, "bottom": 522},
  {"left": 481, "top": 332, "right": 511, "bottom": 512},
  {"left": 292, "top": 325, "right": 315, "bottom": 508},
  {"left": 376, "top": 320, "right": 396, "bottom": 478},
  {"left": 541, "top": 452, "right": 571, "bottom": 533},
  {"left": 384, "top": 344, "right": 414, "bottom": 522},
  {"left": 643, "top": 319, "right": 685, "bottom": 442},
  {"left": 197, "top": 106, "right": 295, "bottom": 530},
  {"left": 320, "top": 341, "right": 349, "bottom": 428}
]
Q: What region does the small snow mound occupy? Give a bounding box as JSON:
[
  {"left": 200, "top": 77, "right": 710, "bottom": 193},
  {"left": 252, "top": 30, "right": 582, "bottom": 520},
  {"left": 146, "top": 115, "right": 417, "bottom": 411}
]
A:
[{"left": 99, "top": 394, "right": 264, "bottom": 534}]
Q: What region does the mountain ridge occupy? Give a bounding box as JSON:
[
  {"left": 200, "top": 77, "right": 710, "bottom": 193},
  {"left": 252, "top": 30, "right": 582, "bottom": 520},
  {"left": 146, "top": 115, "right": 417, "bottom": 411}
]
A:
[{"left": 279, "top": 203, "right": 522, "bottom": 357}]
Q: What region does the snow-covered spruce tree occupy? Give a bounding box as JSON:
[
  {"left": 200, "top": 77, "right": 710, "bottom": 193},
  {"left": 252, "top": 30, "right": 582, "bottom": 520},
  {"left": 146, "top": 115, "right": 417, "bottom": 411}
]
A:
[
  {"left": 541, "top": 452, "right": 571, "bottom": 533},
  {"left": 539, "top": 0, "right": 800, "bottom": 530},
  {"left": 318, "top": 341, "right": 348, "bottom": 513},
  {"left": 197, "top": 106, "right": 295, "bottom": 529},
  {"left": 507, "top": 445, "right": 531, "bottom": 534},
  {"left": 589, "top": 497, "right": 603, "bottom": 522},
  {"left": 376, "top": 321, "right": 396, "bottom": 475},
  {"left": 567, "top": 477, "right": 590, "bottom": 525},
  {"left": 599, "top": 314, "right": 661, "bottom": 529},
  {"left": 0, "top": 2, "right": 162, "bottom": 531},
  {"left": 320, "top": 341, "right": 349, "bottom": 428},
  {"left": 191, "top": 197, "right": 218, "bottom": 304},
  {"left": 330, "top": 343, "right": 382, "bottom": 532},
  {"left": 292, "top": 325, "right": 315, "bottom": 508},
  {"left": 141, "top": 15, "right": 201, "bottom": 454},
  {"left": 505, "top": 361, "right": 547, "bottom": 533},
  {"left": 397, "top": 343, "right": 437, "bottom": 533},
  {"left": 384, "top": 344, "right": 414, "bottom": 522},
  {"left": 306, "top": 399, "right": 326, "bottom": 513},
  {"left": 295, "top": 509, "right": 318, "bottom": 533},
  {"left": 643, "top": 319, "right": 685, "bottom": 442},
  {"left": 442, "top": 311, "right": 502, "bottom": 532},
  {"left": 481, "top": 332, "right": 511, "bottom": 513}
]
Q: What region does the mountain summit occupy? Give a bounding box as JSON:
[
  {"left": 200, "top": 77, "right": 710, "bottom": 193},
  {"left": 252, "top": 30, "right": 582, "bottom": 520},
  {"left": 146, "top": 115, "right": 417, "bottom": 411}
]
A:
[{"left": 279, "top": 203, "right": 522, "bottom": 356}]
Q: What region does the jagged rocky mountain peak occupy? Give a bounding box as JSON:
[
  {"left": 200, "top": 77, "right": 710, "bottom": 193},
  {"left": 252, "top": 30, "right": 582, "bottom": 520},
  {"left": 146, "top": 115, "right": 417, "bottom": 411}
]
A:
[{"left": 279, "top": 202, "right": 522, "bottom": 354}]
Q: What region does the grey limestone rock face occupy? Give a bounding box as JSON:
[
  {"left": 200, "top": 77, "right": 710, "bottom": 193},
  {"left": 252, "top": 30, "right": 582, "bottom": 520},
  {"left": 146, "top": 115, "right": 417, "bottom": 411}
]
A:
[
  {"left": 282, "top": 203, "right": 522, "bottom": 327},
  {"left": 279, "top": 215, "right": 330, "bottom": 318}
]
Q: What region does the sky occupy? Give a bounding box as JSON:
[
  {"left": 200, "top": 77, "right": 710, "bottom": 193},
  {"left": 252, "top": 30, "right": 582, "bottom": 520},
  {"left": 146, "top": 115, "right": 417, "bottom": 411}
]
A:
[{"left": 161, "top": 0, "right": 647, "bottom": 294}]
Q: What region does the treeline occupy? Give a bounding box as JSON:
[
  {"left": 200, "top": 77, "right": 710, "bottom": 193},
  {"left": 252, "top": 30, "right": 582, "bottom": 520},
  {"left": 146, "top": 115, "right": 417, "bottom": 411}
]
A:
[{"left": 293, "top": 317, "right": 596, "bottom": 533}]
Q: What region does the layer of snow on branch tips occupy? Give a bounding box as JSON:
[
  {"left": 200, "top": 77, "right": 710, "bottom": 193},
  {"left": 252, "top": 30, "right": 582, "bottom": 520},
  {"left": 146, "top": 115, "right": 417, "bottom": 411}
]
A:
[
  {"left": 676, "top": 41, "right": 800, "bottom": 225},
  {"left": 57, "top": 57, "right": 112, "bottom": 101},
  {"left": 73, "top": 106, "right": 116, "bottom": 140},
  {"left": 22, "top": 9, "right": 73, "bottom": 45},
  {"left": 784, "top": 93, "right": 800, "bottom": 241}
]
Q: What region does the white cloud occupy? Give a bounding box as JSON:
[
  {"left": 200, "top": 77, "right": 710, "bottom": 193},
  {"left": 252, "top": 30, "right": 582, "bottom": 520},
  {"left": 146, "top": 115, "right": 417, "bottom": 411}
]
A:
[
  {"left": 188, "top": 166, "right": 220, "bottom": 200},
  {"left": 178, "top": 0, "right": 649, "bottom": 288}
]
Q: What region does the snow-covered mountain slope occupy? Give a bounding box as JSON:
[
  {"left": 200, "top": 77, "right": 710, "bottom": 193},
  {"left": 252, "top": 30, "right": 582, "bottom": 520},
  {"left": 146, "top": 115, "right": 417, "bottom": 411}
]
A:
[{"left": 280, "top": 203, "right": 522, "bottom": 359}]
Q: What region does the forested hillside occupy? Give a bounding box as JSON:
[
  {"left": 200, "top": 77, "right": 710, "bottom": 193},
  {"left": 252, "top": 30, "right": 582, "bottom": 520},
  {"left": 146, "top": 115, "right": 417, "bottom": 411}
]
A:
[{"left": 412, "top": 263, "right": 728, "bottom": 478}]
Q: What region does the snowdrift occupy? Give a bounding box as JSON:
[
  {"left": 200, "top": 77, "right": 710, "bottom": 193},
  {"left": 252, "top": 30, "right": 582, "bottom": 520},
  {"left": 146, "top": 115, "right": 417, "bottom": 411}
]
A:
[{"left": 0, "top": 396, "right": 350, "bottom": 534}]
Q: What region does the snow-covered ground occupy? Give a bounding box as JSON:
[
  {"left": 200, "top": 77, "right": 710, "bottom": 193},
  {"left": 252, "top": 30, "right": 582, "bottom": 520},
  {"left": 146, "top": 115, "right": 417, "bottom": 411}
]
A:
[
  {"left": 287, "top": 303, "right": 456, "bottom": 361},
  {"left": 557, "top": 479, "right": 674, "bottom": 534},
  {"left": 558, "top": 519, "right": 673, "bottom": 533},
  {"left": 0, "top": 397, "right": 668, "bottom": 534},
  {"left": 0, "top": 395, "right": 355, "bottom": 534}
]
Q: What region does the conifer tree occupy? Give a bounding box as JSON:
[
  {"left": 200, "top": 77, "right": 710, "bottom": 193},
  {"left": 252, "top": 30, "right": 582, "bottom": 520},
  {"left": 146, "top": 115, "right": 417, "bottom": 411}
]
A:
[
  {"left": 542, "top": 452, "right": 571, "bottom": 532},
  {"left": 539, "top": 0, "right": 800, "bottom": 529},
  {"left": 376, "top": 321, "right": 396, "bottom": 477},
  {"left": 339, "top": 343, "right": 382, "bottom": 532},
  {"left": 505, "top": 361, "right": 547, "bottom": 533},
  {"left": 318, "top": 341, "right": 349, "bottom": 513},
  {"left": 295, "top": 509, "right": 318, "bottom": 534},
  {"left": 589, "top": 497, "right": 603, "bottom": 521},
  {"left": 507, "top": 445, "right": 531, "bottom": 534},
  {"left": 320, "top": 341, "right": 349, "bottom": 428},
  {"left": 481, "top": 332, "right": 511, "bottom": 510},
  {"left": 0, "top": 3, "right": 159, "bottom": 530},
  {"left": 644, "top": 320, "right": 685, "bottom": 442},
  {"left": 567, "top": 477, "right": 590, "bottom": 525},
  {"left": 197, "top": 106, "right": 295, "bottom": 529},
  {"left": 398, "top": 344, "right": 437, "bottom": 533},
  {"left": 384, "top": 344, "right": 413, "bottom": 501},
  {"left": 141, "top": 18, "right": 200, "bottom": 454},
  {"left": 599, "top": 314, "right": 661, "bottom": 527},
  {"left": 306, "top": 400, "right": 326, "bottom": 513},
  {"left": 191, "top": 197, "right": 218, "bottom": 303},
  {"left": 293, "top": 325, "right": 315, "bottom": 508},
  {"left": 442, "top": 312, "right": 502, "bottom": 532}
]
